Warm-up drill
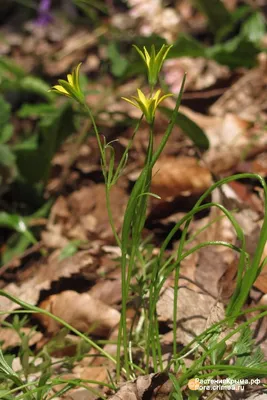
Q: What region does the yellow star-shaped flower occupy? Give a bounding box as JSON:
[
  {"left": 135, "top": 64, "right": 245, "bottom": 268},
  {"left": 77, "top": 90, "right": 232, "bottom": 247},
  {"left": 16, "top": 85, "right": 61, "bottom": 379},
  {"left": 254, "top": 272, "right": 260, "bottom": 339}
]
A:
[
  {"left": 122, "top": 89, "right": 172, "bottom": 124},
  {"left": 133, "top": 44, "right": 173, "bottom": 88},
  {"left": 50, "top": 63, "right": 84, "bottom": 104}
]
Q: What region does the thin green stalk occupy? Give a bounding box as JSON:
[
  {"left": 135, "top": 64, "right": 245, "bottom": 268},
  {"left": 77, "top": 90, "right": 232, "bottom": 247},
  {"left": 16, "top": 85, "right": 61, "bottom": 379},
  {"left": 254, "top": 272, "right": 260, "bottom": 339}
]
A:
[
  {"left": 156, "top": 200, "right": 246, "bottom": 361},
  {"left": 112, "top": 116, "right": 143, "bottom": 185},
  {"left": 185, "top": 364, "right": 267, "bottom": 377},
  {"left": 151, "top": 75, "right": 186, "bottom": 167},
  {"left": 116, "top": 256, "right": 129, "bottom": 379},
  {"left": 172, "top": 259, "right": 181, "bottom": 363},
  {"left": 83, "top": 102, "right": 122, "bottom": 253},
  {"left": 178, "top": 310, "right": 267, "bottom": 386},
  {"left": 227, "top": 213, "right": 267, "bottom": 316},
  {"left": 154, "top": 316, "right": 164, "bottom": 371},
  {"left": 117, "top": 125, "right": 154, "bottom": 378},
  {"left": 172, "top": 305, "right": 267, "bottom": 366},
  {"left": 0, "top": 381, "right": 40, "bottom": 397},
  {"left": 0, "top": 291, "right": 117, "bottom": 367},
  {"left": 105, "top": 186, "right": 121, "bottom": 247},
  {"left": 83, "top": 103, "right": 106, "bottom": 175},
  {"left": 159, "top": 199, "right": 246, "bottom": 266},
  {"left": 150, "top": 328, "right": 158, "bottom": 373},
  {"left": 158, "top": 173, "right": 267, "bottom": 323}
]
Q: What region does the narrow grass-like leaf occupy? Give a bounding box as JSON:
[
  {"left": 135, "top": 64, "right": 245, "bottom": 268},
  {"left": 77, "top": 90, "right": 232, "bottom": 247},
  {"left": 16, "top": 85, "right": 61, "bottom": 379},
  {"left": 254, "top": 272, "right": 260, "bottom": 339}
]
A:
[{"left": 160, "top": 106, "right": 209, "bottom": 150}]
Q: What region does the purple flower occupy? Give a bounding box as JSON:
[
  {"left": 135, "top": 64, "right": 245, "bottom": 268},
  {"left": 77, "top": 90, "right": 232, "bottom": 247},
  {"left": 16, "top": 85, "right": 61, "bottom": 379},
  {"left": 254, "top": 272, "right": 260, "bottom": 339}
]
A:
[{"left": 36, "top": 0, "right": 52, "bottom": 26}]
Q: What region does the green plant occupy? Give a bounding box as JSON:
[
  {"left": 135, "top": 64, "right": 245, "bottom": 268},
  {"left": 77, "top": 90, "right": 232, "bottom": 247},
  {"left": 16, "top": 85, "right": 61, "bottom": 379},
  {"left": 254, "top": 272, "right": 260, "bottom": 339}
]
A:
[
  {"left": 1, "top": 42, "right": 267, "bottom": 399},
  {"left": 169, "top": 2, "right": 265, "bottom": 68},
  {"left": 49, "top": 43, "right": 267, "bottom": 385}
]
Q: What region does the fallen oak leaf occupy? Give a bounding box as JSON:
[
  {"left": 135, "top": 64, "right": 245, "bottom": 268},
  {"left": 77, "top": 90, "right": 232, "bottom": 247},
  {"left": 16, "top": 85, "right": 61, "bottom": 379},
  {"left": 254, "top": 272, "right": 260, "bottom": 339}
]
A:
[
  {"left": 0, "top": 327, "right": 42, "bottom": 350},
  {"left": 151, "top": 156, "right": 212, "bottom": 200},
  {"left": 0, "top": 251, "right": 94, "bottom": 321},
  {"left": 108, "top": 372, "right": 169, "bottom": 400},
  {"left": 36, "top": 290, "right": 120, "bottom": 337},
  {"left": 157, "top": 287, "right": 219, "bottom": 345}
]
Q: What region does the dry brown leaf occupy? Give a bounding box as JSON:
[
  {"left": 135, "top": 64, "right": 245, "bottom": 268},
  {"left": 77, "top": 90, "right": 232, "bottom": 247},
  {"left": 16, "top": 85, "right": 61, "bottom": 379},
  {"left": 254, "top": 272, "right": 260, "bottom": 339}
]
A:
[
  {"left": 89, "top": 277, "right": 121, "bottom": 305},
  {"left": 245, "top": 395, "right": 267, "bottom": 400},
  {"left": 184, "top": 202, "right": 238, "bottom": 298},
  {"left": 62, "top": 388, "right": 97, "bottom": 400},
  {"left": 36, "top": 290, "right": 120, "bottom": 337},
  {"left": 157, "top": 287, "right": 219, "bottom": 345},
  {"left": 108, "top": 372, "right": 169, "bottom": 400},
  {"left": 43, "top": 30, "right": 97, "bottom": 76},
  {"left": 210, "top": 55, "right": 267, "bottom": 121},
  {"left": 164, "top": 57, "right": 230, "bottom": 93},
  {"left": 0, "top": 251, "right": 93, "bottom": 321},
  {"left": 203, "top": 114, "right": 266, "bottom": 173},
  {"left": 165, "top": 101, "right": 267, "bottom": 175},
  {"left": 255, "top": 268, "right": 267, "bottom": 294},
  {"left": 245, "top": 301, "right": 267, "bottom": 362},
  {"left": 151, "top": 157, "right": 212, "bottom": 200},
  {"left": 73, "top": 364, "right": 107, "bottom": 386},
  {"left": 41, "top": 224, "right": 69, "bottom": 249},
  {"left": 0, "top": 327, "right": 42, "bottom": 349},
  {"left": 67, "top": 184, "right": 127, "bottom": 240},
  {"left": 254, "top": 242, "right": 267, "bottom": 293}
]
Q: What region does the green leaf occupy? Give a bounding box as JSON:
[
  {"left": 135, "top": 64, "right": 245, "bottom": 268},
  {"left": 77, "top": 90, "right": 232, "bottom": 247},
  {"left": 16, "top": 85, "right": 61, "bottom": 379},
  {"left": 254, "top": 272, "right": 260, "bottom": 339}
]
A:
[
  {"left": 0, "top": 56, "right": 25, "bottom": 78},
  {"left": 160, "top": 106, "right": 209, "bottom": 151},
  {"left": 107, "top": 42, "right": 129, "bottom": 77},
  {"left": 169, "top": 374, "right": 183, "bottom": 400},
  {"left": 170, "top": 33, "right": 206, "bottom": 58},
  {"left": 192, "top": 0, "right": 232, "bottom": 34},
  {"left": 17, "top": 103, "right": 56, "bottom": 119},
  {"left": 14, "top": 102, "right": 75, "bottom": 183},
  {"left": 36, "top": 372, "right": 52, "bottom": 400},
  {"left": 1, "top": 234, "right": 32, "bottom": 265},
  {"left": 0, "top": 212, "right": 36, "bottom": 244},
  {"left": 232, "top": 326, "right": 252, "bottom": 356},
  {"left": 168, "top": 14, "right": 262, "bottom": 69},
  {"left": 216, "top": 5, "right": 251, "bottom": 42},
  {"left": 0, "top": 390, "right": 13, "bottom": 400},
  {"left": 59, "top": 240, "right": 83, "bottom": 261},
  {"left": 241, "top": 11, "right": 265, "bottom": 44},
  {"left": 134, "top": 34, "right": 166, "bottom": 49},
  {"left": 0, "top": 124, "right": 13, "bottom": 144},
  {"left": 207, "top": 35, "right": 259, "bottom": 68},
  {"left": 19, "top": 76, "right": 53, "bottom": 101},
  {"left": 0, "top": 95, "right": 11, "bottom": 131},
  {"left": 0, "top": 144, "right": 16, "bottom": 168},
  {"left": 1, "top": 201, "right": 52, "bottom": 265}
]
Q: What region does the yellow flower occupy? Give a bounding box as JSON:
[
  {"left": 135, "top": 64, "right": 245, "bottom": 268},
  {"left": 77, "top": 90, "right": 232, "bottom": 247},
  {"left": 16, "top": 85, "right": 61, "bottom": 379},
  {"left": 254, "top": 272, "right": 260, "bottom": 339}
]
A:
[
  {"left": 50, "top": 63, "right": 84, "bottom": 104},
  {"left": 133, "top": 44, "right": 173, "bottom": 87},
  {"left": 122, "top": 89, "right": 172, "bottom": 124}
]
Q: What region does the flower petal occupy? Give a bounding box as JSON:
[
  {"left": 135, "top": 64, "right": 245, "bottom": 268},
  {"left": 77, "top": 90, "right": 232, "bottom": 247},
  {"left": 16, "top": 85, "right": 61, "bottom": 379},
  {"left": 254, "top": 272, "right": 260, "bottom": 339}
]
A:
[
  {"left": 156, "top": 93, "right": 173, "bottom": 106},
  {"left": 73, "top": 62, "right": 82, "bottom": 90},
  {"left": 121, "top": 97, "right": 139, "bottom": 108},
  {"left": 143, "top": 47, "right": 151, "bottom": 67},
  {"left": 52, "top": 85, "right": 69, "bottom": 95},
  {"left": 137, "top": 89, "right": 149, "bottom": 108},
  {"left": 67, "top": 74, "right": 73, "bottom": 86}
]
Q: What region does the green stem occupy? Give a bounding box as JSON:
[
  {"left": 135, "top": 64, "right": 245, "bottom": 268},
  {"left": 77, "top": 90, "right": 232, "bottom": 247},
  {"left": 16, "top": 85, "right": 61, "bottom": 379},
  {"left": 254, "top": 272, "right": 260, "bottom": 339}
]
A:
[
  {"left": 0, "top": 291, "right": 117, "bottom": 367},
  {"left": 83, "top": 103, "right": 106, "bottom": 175},
  {"left": 105, "top": 186, "right": 121, "bottom": 247},
  {"left": 178, "top": 310, "right": 267, "bottom": 386}
]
